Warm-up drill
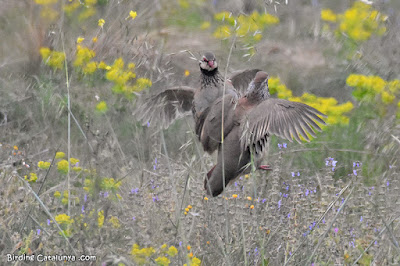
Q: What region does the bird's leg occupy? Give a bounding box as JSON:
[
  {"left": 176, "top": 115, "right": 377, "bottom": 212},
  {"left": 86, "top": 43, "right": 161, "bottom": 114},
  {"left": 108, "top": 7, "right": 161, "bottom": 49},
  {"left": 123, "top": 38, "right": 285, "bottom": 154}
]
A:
[{"left": 258, "top": 165, "right": 272, "bottom": 170}]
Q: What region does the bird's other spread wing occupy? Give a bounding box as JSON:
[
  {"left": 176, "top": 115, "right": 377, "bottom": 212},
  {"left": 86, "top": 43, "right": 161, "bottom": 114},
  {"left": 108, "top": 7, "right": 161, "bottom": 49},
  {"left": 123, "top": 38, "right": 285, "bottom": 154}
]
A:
[
  {"left": 228, "top": 69, "right": 262, "bottom": 96},
  {"left": 240, "top": 98, "right": 327, "bottom": 153},
  {"left": 135, "top": 86, "right": 195, "bottom": 129}
]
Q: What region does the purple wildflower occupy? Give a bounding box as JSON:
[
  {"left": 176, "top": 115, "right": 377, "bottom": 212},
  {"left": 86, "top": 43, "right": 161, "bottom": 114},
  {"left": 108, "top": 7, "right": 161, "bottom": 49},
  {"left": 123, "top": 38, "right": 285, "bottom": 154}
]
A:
[
  {"left": 291, "top": 172, "right": 295, "bottom": 177},
  {"left": 104, "top": 191, "right": 109, "bottom": 198},
  {"left": 132, "top": 217, "right": 136, "bottom": 221},
  {"left": 305, "top": 189, "right": 309, "bottom": 196},
  {"left": 147, "top": 121, "right": 150, "bottom": 127},
  {"left": 179, "top": 241, "right": 182, "bottom": 247},
  {"left": 152, "top": 195, "right": 159, "bottom": 202},
  {"left": 334, "top": 227, "right": 339, "bottom": 234},
  {"left": 262, "top": 198, "right": 267, "bottom": 203},
  {"left": 360, "top": 216, "right": 363, "bottom": 222},
  {"left": 278, "top": 143, "right": 282, "bottom": 149},
  {"left": 286, "top": 185, "right": 289, "bottom": 191},
  {"left": 288, "top": 213, "right": 291, "bottom": 218},
  {"left": 278, "top": 200, "right": 281, "bottom": 209},
  {"left": 297, "top": 172, "right": 300, "bottom": 176},
  {"left": 37, "top": 229, "right": 41, "bottom": 235},
  {"left": 283, "top": 143, "right": 287, "bottom": 148},
  {"left": 47, "top": 219, "right": 50, "bottom": 226},
  {"left": 82, "top": 205, "right": 85, "bottom": 213},
  {"left": 353, "top": 169, "right": 357, "bottom": 176},
  {"left": 84, "top": 194, "right": 87, "bottom": 202},
  {"left": 387, "top": 181, "right": 390, "bottom": 186}
]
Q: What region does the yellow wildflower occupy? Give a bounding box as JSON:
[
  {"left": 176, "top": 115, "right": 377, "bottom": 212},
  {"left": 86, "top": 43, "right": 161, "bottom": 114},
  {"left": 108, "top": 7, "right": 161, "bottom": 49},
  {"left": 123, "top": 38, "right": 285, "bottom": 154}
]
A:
[
  {"left": 54, "top": 191, "right": 61, "bottom": 198},
  {"left": 187, "top": 245, "right": 191, "bottom": 251},
  {"left": 204, "top": 196, "right": 208, "bottom": 201},
  {"left": 83, "top": 61, "right": 97, "bottom": 74},
  {"left": 188, "top": 205, "right": 192, "bottom": 209},
  {"left": 77, "top": 37, "right": 84, "bottom": 44},
  {"left": 55, "top": 213, "right": 74, "bottom": 225},
  {"left": 24, "top": 173, "right": 38, "bottom": 183},
  {"left": 73, "top": 167, "right": 82, "bottom": 172},
  {"left": 70, "top": 158, "right": 79, "bottom": 165},
  {"left": 155, "top": 256, "right": 170, "bottom": 266},
  {"left": 39, "top": 47, "right": 51, "bottom": 60},
  {"left": 92, "top": 37, "right": 98, "bottom": 43},
  {"left": 97, "top": 61, "right": 108, "bottom": 69},
  {"left": 167, "top": 246, "right": 178, "bottom": 257},
  {"left": 381, "top": 91, "right": 395, "bottom": 104},
  {"left": 129, "top": 10, "right": 137, "bottom": 20},
  {"left": 247, "top": 196, "right": 252, "bottom": 201},
  {"left": 98, "top": 210, "right": 104, "bottom": 228},
  {"left": 213, "top": 25, "right": 231, "bottom": 39},
  {"left": 38, "top": 161, "right": 51, "bottom": 169},
  {"left": 184, "top": 70, "right": 190, "bottom": 77},
  {"left": 57, "top": 160, "right": 69, "bottom": 174},
  {"left": 250, "top": 205, "right": 254, "bottom": 209},
  {"left": 96, "top": 101, "right": 108, "bottom": 113},
  {"left": 108, "top": 216, "right": 121, "bottom": 228},
  {"left": 185, "top": 208, "right": 189, "bottom": 212},
  {"left": 98, "top": 18, "right": 105, "bottom": 28},
  {"left": 232, "top": 194, "right": 238, "bottom": 199},
  {"left": 321, "top": 9, "right": 337, "bottom": 22}
]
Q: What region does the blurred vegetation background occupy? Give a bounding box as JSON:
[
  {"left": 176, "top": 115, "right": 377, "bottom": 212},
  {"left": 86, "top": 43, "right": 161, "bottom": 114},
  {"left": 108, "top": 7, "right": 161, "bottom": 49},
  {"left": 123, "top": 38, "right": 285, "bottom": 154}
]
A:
[{"left": 1, "top": 0, "right": 400, "bottom": 265}]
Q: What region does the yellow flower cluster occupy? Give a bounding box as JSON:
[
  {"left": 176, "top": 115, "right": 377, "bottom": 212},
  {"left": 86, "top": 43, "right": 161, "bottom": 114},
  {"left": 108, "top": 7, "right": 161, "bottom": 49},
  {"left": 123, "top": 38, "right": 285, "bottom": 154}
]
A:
[
  {"left": 184, "top": 204, "right": 193, "bottom": 215},
  {"left": 24, "top": 173, "right": 38, "bottom": 183},
  {"left": 38, "top": 161, "right": 51, "bottom": 169},
  {"left": 101, "top": 177, "right": 122, "bottom": 191},
  {"left": 74, "top": 45, "right": 96, "bottom": 69},
  {"left": 131, "top": 244, "right": 156, "bottom": 265},
  {"left": 55, "top": 151, "right": 65, "bottom": 159},
  {"left": 346, "top": 74, "right": 400, "bottom": 104},
  {"left": 108, "top": 216, "right": 121, "bottom": 228},
  {"left": 34, "top": 0, "right": 59, "bottom": 21},
  {"left": 321, "top": 1, "right": 387, "bottom": 42},
  {"left": 96, "top": 101, "right": 108, "bottom": 113},
  {"left": 54, "top": 191, "right": 61, "bottom": 198},
  {"left": 269, "top": 76, "right": 353, "bottom": 125},
  {"left": 183, "top": 256, "right": 201, "bottom": 266},
  {"left": 321, "top": 9, "right": 337, "bottom": 22},
  {"left": 55, "top": 213, "right": 74, "bottom": 225},
  {"left": 155, "top": 256, "right": 170, "bottom": 266},
  {"left": 98, "top": 210, "right": 104, "bottom": 228},
  {"left": 213, "top": 11, "right": 279, "bottom": 42},
  {"left": 39, "top": 47, "right": 65, "bottom": 70},
  {"left": 57, "top": 160, "right": 69, "bottom": 174}
]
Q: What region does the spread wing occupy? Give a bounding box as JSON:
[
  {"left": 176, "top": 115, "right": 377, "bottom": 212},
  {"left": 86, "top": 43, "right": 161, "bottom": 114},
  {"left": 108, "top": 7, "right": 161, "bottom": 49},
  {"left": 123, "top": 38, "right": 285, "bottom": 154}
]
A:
[
  {"left": 135, "top": 86, "right": 195, "bottom": 129},
  {"left": 200, "top": 93, "right": 238, "bottom": 153},
  {"left": 228, "top": 69, "right": 262, "bottom": 95},
  {"left": 240, "top": 98, "right": 327, "bottom": 153}
]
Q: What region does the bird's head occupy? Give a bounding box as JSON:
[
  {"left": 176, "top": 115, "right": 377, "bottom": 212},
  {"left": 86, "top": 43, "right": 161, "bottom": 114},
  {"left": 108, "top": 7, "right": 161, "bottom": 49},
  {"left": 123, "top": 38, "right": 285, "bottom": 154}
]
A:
[
  {"left": 246, "top": 71, "right": 269, "bottom": 100},
  {"left": 199, "top": 52, "right": 218, "bottom": 73}
]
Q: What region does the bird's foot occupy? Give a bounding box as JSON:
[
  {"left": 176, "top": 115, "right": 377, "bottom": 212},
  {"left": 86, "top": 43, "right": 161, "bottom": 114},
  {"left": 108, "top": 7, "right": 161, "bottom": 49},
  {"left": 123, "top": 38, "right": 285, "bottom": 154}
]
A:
[{"left": 259, "top": 165, "right": 272, "bottom": 170}]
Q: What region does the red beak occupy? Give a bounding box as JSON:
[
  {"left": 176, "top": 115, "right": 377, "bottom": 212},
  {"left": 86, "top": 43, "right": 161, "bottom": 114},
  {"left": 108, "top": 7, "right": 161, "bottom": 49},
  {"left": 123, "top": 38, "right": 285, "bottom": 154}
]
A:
[{"left": 208, "top": 60, "right": 214, "bottom": 68}]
